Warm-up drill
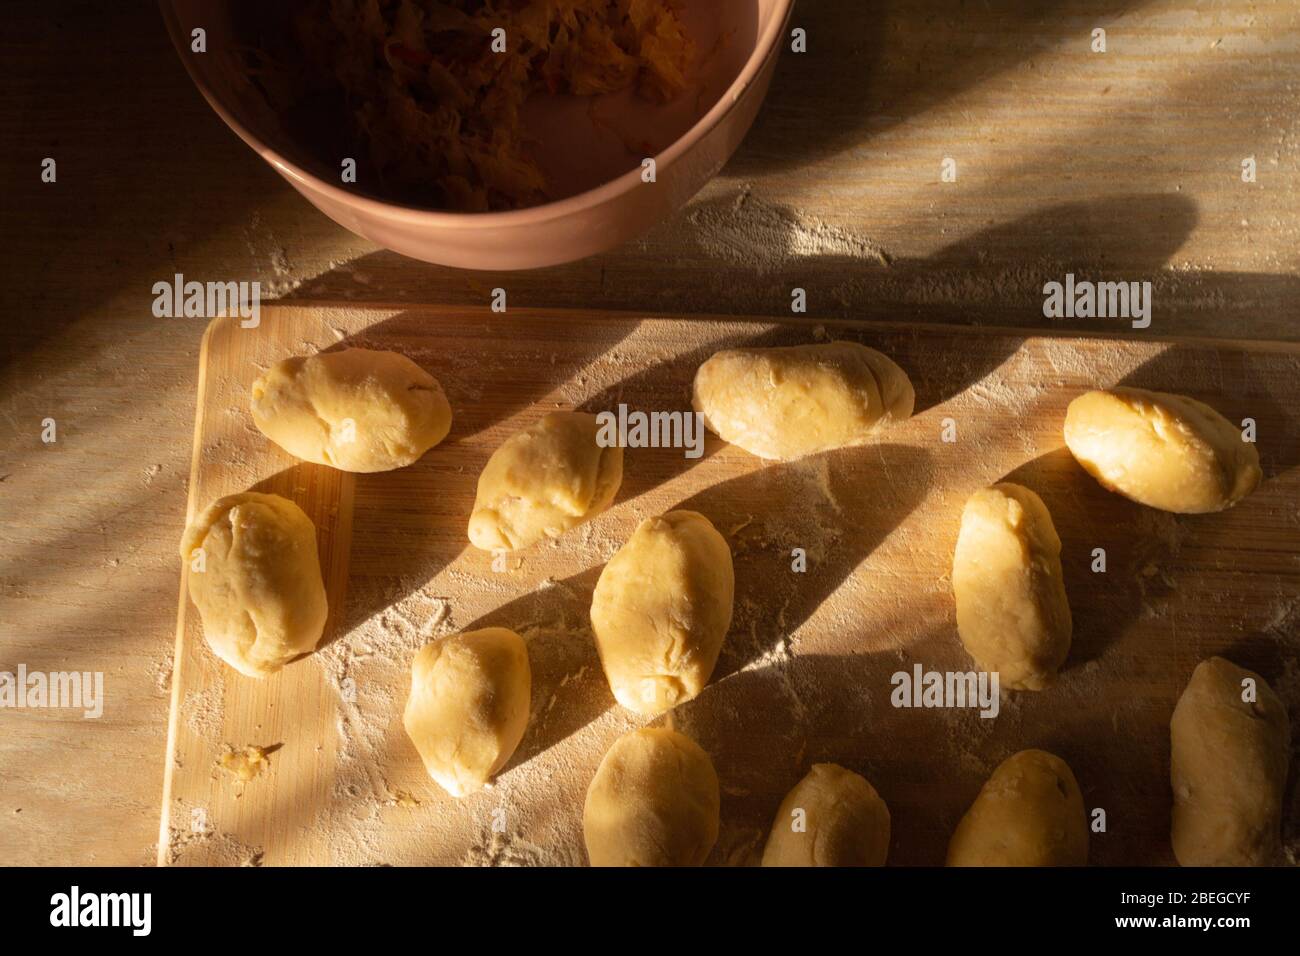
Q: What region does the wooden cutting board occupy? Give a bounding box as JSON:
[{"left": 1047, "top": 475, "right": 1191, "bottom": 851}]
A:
[{"left": 159, "top": 304, "right": 1300, "bottom": 867}]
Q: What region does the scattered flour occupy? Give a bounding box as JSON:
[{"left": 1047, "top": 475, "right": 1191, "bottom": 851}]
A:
[{"left": 687, "top": 185, "right": 892, "bottom": 274}]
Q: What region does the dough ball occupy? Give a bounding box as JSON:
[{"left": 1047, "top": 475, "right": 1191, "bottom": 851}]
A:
[
  {"left": 583, "top": 727, "right": 720, "bottom": 867},
  {"left": 403, "top": 627, "right": 531, "bottom": 798},
  {"left": 1170, "top": 656, "right": 1290, "bottom": 866},
  {"left": 947, "top": 749, "right": 1088, "bottom": 866},
  {"left": 251, "top": 347, "right": 452, "bottom": 472},
  {"left": 590, "top": 510, "right": 734, "bottom": 715},
  {"left": 179, "top": 492, "right": 327, "bottom": 678},
  {"left": 468, "top": 411, "right": 623, "bottom": 552},
  {"left": 1063, "top": 387, "right": 1260, "bottom": 513},
  {"left": 692, "top": 341, "right": 914, "bottom": 461},
  {"left": 952, "top": 483, "right": 1072, "bottom": 691},
  {"left": 761, "top": 763, "right": 891, "bottom": 867}
]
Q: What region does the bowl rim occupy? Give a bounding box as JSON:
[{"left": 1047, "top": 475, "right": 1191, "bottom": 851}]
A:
[{"left": 160, "top": 0, "right": 795, "bottom": 229}]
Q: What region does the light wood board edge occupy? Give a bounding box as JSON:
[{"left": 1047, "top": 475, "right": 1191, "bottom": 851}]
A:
[{"left": 157, "top": 314, "right": 224, "bottom": 866}]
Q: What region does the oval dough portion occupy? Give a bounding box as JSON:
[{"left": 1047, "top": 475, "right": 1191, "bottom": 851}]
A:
[
  {"left": 583, "top": 727, "right": 720, "bottom": 867},
  {"left": 1170, "top": 656, "right": 1290, "bottom": 866},
  {"left": 468, "top": 411, "right": 623, "bottom": 552},
  {"left": 179, "top": 491, "right": 327, "bottom": 678},
  {"left": 947, "top": 749, "right": 1088, "bottom": 867},
  {"left": 692, "top": 341, "right": 914, "bottom": 461},
  {"left": 402, "top": 627, "right": 531, "bottom": 798},
  {"left": 251, "top": 347, "right": 452, "bottom": 472},
  {"left": 952, "top": 483, "right": 1072, "bottom": 691},
  {"left": 590, "top": 510, "right": 734, "bottom": 715},
  {"left": 761, "top": 763, "right": 891, "bottom": 867},
  {"left": 1063, "top": 387, "right": 1260, "bottom": 513}
]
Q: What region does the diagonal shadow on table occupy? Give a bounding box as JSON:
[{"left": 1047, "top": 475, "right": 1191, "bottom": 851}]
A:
[
  {"left": 998, "top": 447, "right": 1149, "bottom": 669},
  {"left": 459, "top": 442, "right": 932, "bottom": 772},
  {"left": 736, "top": 0, "right": 1138, "bottom": 175},
  {"left": 280, "top": 192, "right": 1205, "bottom": 335},
  {"left": 673, "top": 634, "right": 1178, "bottom": 866}
]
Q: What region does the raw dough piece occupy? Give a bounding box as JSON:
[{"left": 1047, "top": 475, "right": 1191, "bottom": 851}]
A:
[
  {"left": 761, "top": 763, "right": 891, "bottom": 867},
  {"left": 692, "top": 341, "right": 914, "bottom": 461},
  {"left": 1063, "top": 387, "right": 1260, "bottom": 513},
  {"left": 468, "top": 411, "right": 623, "bottom": 552},
  {"left": 590, "top": 510, "right": 734, "bottom": 715},
  {"left": 583, "top": 727, "right": 720, "bottom": 867},
  {"left": 403, "top": 627, "right": 531, "bottom": 798},
  {"left": 250, "top": 347, "right": 452, "bottom": 472},
  {"left": 179, "top": 491, "right": 327, "bottom": 678},
  {"left": 947, "top": 749, "right": 1088, "bottom": 867},
  {"left": 952, "top": 483, "right": 1072, "bottom": 690},
  {"left": 1170, "top": 656, "right": 1290, "bottom": 866}
]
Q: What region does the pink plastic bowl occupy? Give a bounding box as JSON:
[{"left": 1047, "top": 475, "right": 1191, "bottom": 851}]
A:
[{"left": 160, "top": 1, "right": 794, "bottom": 270}]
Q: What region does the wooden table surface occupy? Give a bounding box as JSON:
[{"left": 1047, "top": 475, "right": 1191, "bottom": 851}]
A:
[{"left": 2, "top": 0, "right": 1298, "bottom": 866}]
